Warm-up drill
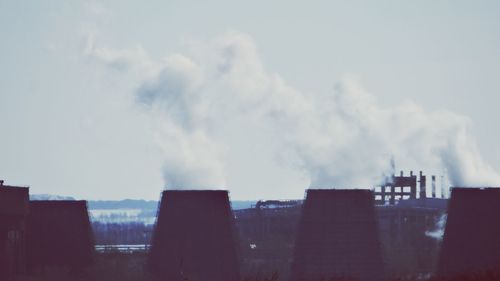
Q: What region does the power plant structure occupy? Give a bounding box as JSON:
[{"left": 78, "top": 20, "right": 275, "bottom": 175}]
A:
[
  {"left": 374, "top": 171, "right": 446, "bottom": 204},
  {"left": 235, "top": 199, "right": 302, "bottom": 278},
  {"left": 235, "top": 171, "right": 446, "bottom": 279},
  {"left": 374, "top": 171, "right": 447, "bottom": 277},
  {"left": 26, "top": 200, "right": 94, "bottom": 271},
  {"left": 437, "top": 187, "right": 500, "bottom": 277},
  {"left": 290, "top": 189, "right": 385, "bottom": 281},
  {"left": 0, "top": 181, "right": 94, "bottom": 280},
  {"left": 5, "top": 174, "right": 500, "bottom": 280},
  {"left": 0, "top": 181, "right": 29, "bottom": 280},
  {"left": 148, "top": 190, "right": 241, "bottom": 281}
]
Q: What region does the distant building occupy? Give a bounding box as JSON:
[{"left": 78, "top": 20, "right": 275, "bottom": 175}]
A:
[
  {"left": 234, "top": 200, "right": 301, "bottom": 278},
  {"left": 235, "top": 174, "right": 447, "bottom": 279},
  {"left": 377, "top": 198, "right": 446, "bottom": 278}
]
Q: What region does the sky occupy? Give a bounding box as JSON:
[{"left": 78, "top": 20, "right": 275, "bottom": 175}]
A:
[{"left": 1, "top": 0, "right": 500, "bottom": 200}]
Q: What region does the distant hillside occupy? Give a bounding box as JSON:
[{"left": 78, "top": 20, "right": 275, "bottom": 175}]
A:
[
  {"left": 87, "top": 199, "right": 256, "bottom": 224},
  {"left": 230, "top": 200, "right": 256, "bottom": 210},
  {"left": 30, "top": 195, "right": 255, "bottom": 210},
  {"left": 89, "top": 199, "right": 255, "bottom": 210},
  {"left": 29, "top": 194, "right": 256, "bottom": 224},
  {"left": 88, "top": 199, "right": 159, "bottom": 210},
  {"left": 30, "top": 194, "right": 76, "bottom": 200}
]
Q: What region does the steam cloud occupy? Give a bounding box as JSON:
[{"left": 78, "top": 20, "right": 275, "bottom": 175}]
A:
[
  {"left": 87, "top": 31, "right": 500, "bottom": 189},
  {"left": 425, "top": 214, "right": 447, "bottom": 240}
]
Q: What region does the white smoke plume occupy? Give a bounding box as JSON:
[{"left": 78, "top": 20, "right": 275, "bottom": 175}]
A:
[
  {"left": 425, "top": 214, "right": 447, "bottom": 240},
  {"left": 87, "top": 31, "right": 500, "bottom": 189}
]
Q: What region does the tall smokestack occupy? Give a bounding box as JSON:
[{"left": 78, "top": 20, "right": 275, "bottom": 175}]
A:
[
  {"left": 419, "top": 171, "right": 426, "bottom": 199},
  {"left": 441, "top": 175, "right": 445, "bottom": 198},
  {"left": 148, "top": 190, "right": 240, "bottom": 281},
  {"left": 290, "top": 189, "right": 384, "bottom": 281},
  {"left": 437, "top": 188, "right": 500, "bottom": 277},
  {"left": 431, "top": 175, "right": 436, "bottom": 198}
]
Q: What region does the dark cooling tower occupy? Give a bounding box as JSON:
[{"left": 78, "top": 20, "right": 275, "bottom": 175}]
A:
[
  {"left": 0, "top": 184, "right": 29, "bottom": 280},
  {"left": 437, "top": 188, "right": 500, "bottom": 277},
  {"left": 290, "top": 189, "right": 384, "bottom": 281},
  {"left": 26, "top": 201, "right": 94, "bottom": 271},
  {"left": 148, "top": 190, "right": 240, "bottom": 281}
]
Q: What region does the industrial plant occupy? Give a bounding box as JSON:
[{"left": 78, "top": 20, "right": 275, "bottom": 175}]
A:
[{"left": 0, "top": 173, "right": 499, "bottom": 281}]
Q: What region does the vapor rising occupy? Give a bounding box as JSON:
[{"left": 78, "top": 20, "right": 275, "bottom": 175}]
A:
[{"left": 87, "top": 31, "right": 500, "bottom": 189}]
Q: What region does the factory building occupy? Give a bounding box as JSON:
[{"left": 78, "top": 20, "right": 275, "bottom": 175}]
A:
[
  {"left": 235, "top": 171, "right": 447, "bottom": 279},
  {"left": 235, "top": 200, "right": 301, "bottom": 278},
  {"left": 375, "top": 171, "right": 447, "bottom": 278}
]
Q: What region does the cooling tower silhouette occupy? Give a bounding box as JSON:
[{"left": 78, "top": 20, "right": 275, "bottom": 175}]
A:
[
  {"left": 148, "top": 190, "right": 240, "bottom": 281},
  {"left": 26, "top": 201, "right": 94, "bottom": 270},
  {"left": 437, "top": 188, "right": 500, "bottom": 277},
  {"left": 290, "top": 189, "right": 384, "bottom": 281}
]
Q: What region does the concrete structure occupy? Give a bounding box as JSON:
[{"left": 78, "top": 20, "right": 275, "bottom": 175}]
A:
[
  {"left": 290, "top": 189, "right": 384, "bottom": 281},
  {"left": 374, "top": 171, "right": 431, "bottom": 205},
  {"left": 438, "top": 188, "right": 500, "bottom": 277},
  {"left": 235, "top": 198, "right": 446, "bottom": 279},
  {"left": 235, "top": 200, "right": 301, "bottom": 279},
  {"left": 26, "top": 200, "right": 94, "bottom": 271},
  {"left": 0, "top": 181, "right": 29, "bottom": 280},
  {"left": 149, "top": 190, "right": 240, "bottom": 281},
  {"left": 377, "top": 198, "right": 446, "bottom": 278}
]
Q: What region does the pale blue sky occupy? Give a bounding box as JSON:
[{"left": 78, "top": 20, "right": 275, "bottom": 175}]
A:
[{"left": 1, "top": 0, "right": 500, "bottom": 200}]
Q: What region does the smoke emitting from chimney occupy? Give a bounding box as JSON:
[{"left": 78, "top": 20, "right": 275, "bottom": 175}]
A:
[{"left": 87, "top": 31, "right": 500, "bottom": 191}]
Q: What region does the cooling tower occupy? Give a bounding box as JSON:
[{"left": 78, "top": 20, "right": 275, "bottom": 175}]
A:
[
  {"left": 148, "top": 190, "right": 240, "bottom": 281},
  {"left": 0, "top": 184, "right": 29, "bottom": 280},
  {"left": 26, "top": 201, "right": 94, "bottom": 271},
  {"left": 290, "top": 189, "right": 384, "bottom": 281},
  {"left": 437, "top": 188, "right": 500, "bottom": 277}
]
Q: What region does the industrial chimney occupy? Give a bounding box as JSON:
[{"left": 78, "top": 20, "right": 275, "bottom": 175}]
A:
[
  {"left": 437, "top": 188, "right": 500, "bottom": 277},
  {"left": 0, "top": 183, "right": 29, "bottom": 280},
  {"left": 431, "top": 175, "right": 436, "bottom": 198},
  {"left": 419, "top": 171, "right": 427, "bottom": 199},
  {"left": 148, "top": 190, "right": 240, "bottom": 281},
  {"left": 26, "top": 201, "right": 94, "bottom": 271},
  {"left": 290, "top": 189, "right": 384, "bottom": 281}
]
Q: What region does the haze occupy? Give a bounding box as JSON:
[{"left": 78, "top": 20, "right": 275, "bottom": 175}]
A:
[{"left": 1, "top": 0, "right": 500, "bottom": 200}]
